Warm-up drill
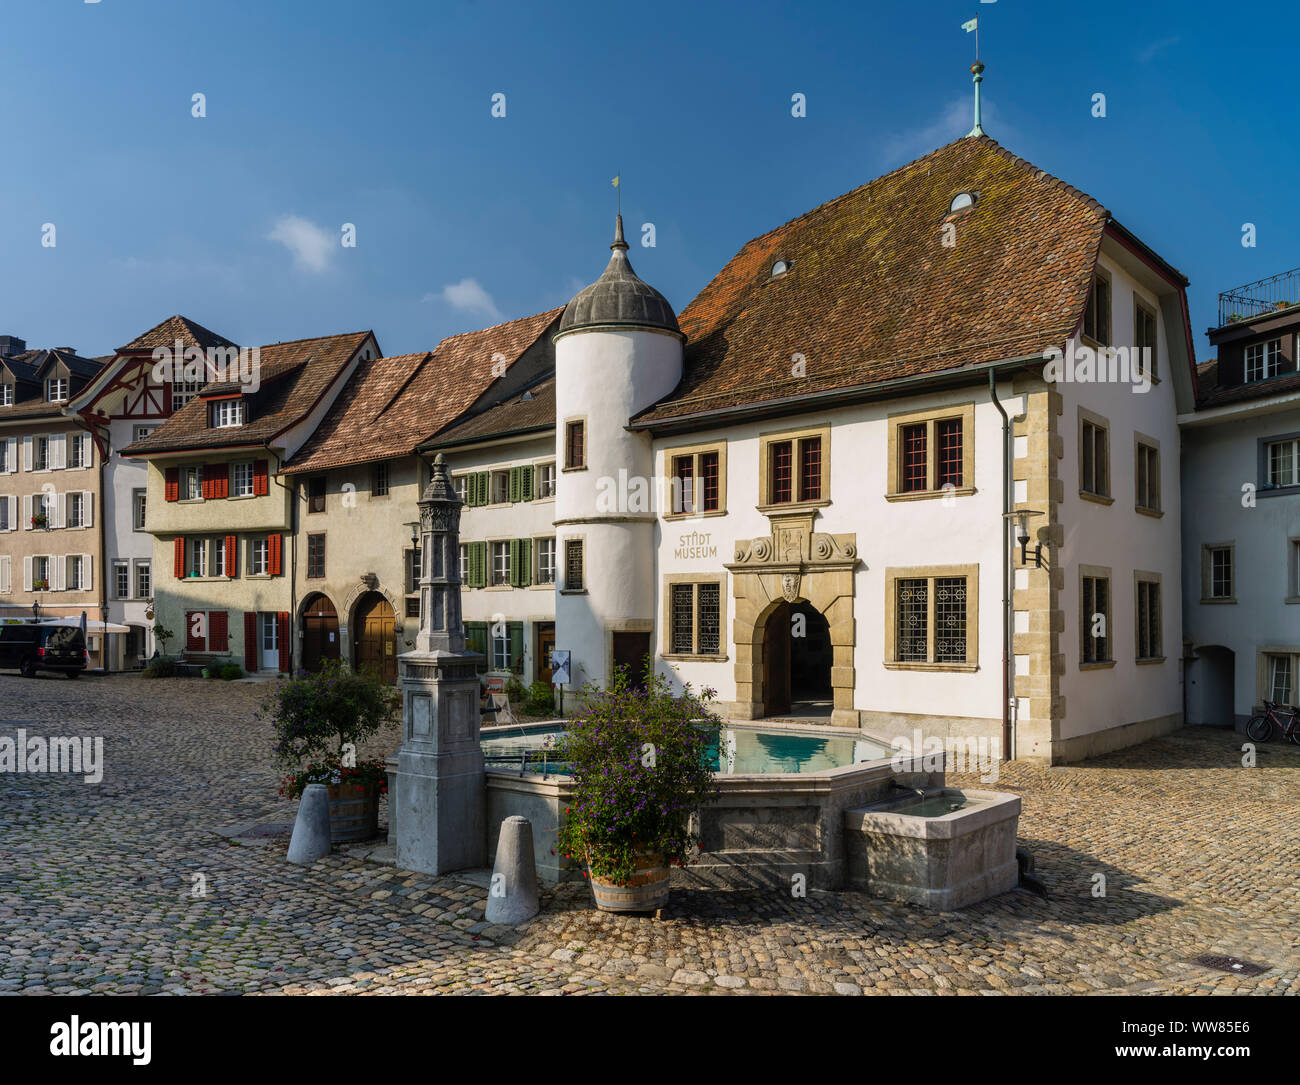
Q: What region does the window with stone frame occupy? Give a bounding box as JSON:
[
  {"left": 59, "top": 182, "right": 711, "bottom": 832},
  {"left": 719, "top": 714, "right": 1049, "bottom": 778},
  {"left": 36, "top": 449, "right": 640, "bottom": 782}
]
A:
[
  {"left": 68, "top": 433, "right": 88, "bottom": 469},
  {"left": 1204, "top": 545, "right": 1234, "bottom": 601},
  {"left": 133, "top": 489, "right": 147, "bottom": 531},
  {"left": 135, "top": 561, "right": 151, "bottom": 600},
  {"left": 535, "top": 537, "right": 556, "bottom": 584},
  {"left": 565, "top": 420, "right": 585, "bottom": 470},
  {"left": 1135, "top": 575, "right": 1162, "bottom": 661},
  {"left": 66, "top": 491, "right": 85, "bottom": 528},
  {"left": 183, "top": 465, "right": 203, "bottom": 501},
  {"left": 536, "top": 461, "right": 557, "bottom": 499},
  {"left": 231, "top": 461, "right": 255, "bottom": 497},
  {"left": 306, "top": 534, "right": 326, "bottom": 579},
  {"left": 668, "top": 445, "right": 724, "bottom": 515},
  {"left": 490, "top": 540, "right": 511, "bottom": 586},
  {"left": 886, "top": 567, "right": 977, "bottom": 669},
  {"left": 564, "top": 539, "right": 584, "bottom": 591},
  {"left": 887, "top": 406, "right": 973, "bottom": 498},
  {"left": 189, "top": 537, "right": 208, "bottom": 577},
  {"left": 1081, "top": 573, "right": 1111, "bottom": 664},
  {"left": 459, "top": 544, "right": 468, "bottom": 584},
  {"left": 65, "top": 555, "right": 84, "bottom": 591},
  {"left": 1268, "top": 654, "right": 1296, "bottom": 706},
  {"left": 249, "top": 537, "right": 268, "bottom": 576},
  {"left": 1135, "top": 440, "right": 1160, "bottom": 512},
  {"left": 490, "top": 470, "right": 510, "bottom": 505},
  {"left": 1266, "top": 437, "right": 1299, "bottom": 488},
  {"left": 114, "top": 561, "right": 130, "bottom": 600},
  {"left": 35, "top": 436, "right": 49, "bottom": 471},
  {"left": 372, "top": 460, "right": 390, "bottom": 497},
  {"left": 1080, "top": 415, "right": 1110, "bottom": 498},
  {"left": 666, "top": 580, "right": 722, "bottom": 656},
  {"left": 1135, "top": 298, "right": 1158, "bottom": 379},
  {"left": 1082, "top": 270, "right": 1111, "bottom": 346}
]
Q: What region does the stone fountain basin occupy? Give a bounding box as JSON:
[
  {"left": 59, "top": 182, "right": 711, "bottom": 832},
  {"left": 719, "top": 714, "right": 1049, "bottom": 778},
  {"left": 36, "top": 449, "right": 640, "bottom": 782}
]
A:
[{"left": 843, "top": 788, "right": 1021, "bottom": 911}]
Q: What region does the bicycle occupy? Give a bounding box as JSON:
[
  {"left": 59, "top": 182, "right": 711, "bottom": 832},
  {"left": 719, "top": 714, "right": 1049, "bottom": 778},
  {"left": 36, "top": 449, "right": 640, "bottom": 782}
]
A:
[{"left": 1246, "top": 700, "right": 1300, "bottom": 744}]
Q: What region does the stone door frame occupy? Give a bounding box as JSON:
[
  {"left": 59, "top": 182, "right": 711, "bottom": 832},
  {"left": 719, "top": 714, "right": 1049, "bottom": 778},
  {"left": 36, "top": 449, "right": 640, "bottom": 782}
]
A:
[{"left": 725, "top": 514, "right": 859, "bottom": 726}]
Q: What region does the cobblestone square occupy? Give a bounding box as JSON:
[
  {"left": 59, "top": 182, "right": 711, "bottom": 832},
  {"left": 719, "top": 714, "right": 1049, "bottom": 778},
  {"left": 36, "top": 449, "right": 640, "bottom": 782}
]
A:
[{"left": 1, "top": 674, "right": 1296, "bottom": 995}]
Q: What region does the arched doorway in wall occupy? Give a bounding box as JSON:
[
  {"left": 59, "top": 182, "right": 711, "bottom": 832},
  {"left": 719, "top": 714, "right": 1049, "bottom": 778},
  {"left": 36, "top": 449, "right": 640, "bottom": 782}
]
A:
[
  {"left": 761, "top": 600, "right": 833, "bottom": 719},
  {"left": 353, "top": 592, "right": 396, "bottom": 683},
  {"left": 300, "top": 594, "right": 340, "bottom": 673}
]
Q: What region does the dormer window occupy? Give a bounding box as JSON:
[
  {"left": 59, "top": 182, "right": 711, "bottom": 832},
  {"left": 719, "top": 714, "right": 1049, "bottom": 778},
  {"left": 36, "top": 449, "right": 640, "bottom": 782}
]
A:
[
  {"left": 211, "top": 399, "right": 244, "bottom": 428},
  {"left": 1245, "top": 338, "right": 1282, "bottom": 383},
  {"left": 949, "top": 192, "right": 976, "bottom": 214},
  {"left": 771, "top": 259, "right": 793, "bottom": 278},
  {"left": 45, "top": 377, "right": 68, "bottom": 402},
  {"left": 0, "top": 383, "right": 12, "bottom": 406}
]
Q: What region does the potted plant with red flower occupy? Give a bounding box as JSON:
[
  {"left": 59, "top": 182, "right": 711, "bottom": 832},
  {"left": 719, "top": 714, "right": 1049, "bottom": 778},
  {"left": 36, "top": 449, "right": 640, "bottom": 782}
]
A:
[
  {"left": 554, "top": 667, "right": 719, "bottom": 912},
  {"left": 261, "top": 659, "right": 400, "bottom": 844}
]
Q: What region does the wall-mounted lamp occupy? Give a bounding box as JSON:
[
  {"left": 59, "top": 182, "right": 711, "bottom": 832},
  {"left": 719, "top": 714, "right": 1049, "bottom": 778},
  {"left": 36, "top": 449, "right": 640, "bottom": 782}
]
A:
[{"left": 1003, "top": 508, "right": 1045, "bottom": 568}]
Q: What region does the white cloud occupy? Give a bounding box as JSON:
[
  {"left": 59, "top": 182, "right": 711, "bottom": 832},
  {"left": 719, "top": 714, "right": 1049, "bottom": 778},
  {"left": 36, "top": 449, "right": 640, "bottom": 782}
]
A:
[
  {"left": 430, "top": 277, "right": 502, "bottom": 320},
  {"left": 1138, "top": 36, "right": 1179, "bottom": 63},
  {"left": 267, "top": 214, "right": 334, "bottom": 273},
  {"left": 877, "top": 96, "right": 1021, "bottom": 171}
]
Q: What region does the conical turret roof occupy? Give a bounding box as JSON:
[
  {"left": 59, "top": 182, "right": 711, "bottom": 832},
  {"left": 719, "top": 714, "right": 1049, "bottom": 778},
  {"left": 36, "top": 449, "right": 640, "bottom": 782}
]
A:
[{"left": 556, "top": 215, "right": 681, "bottom": 339}]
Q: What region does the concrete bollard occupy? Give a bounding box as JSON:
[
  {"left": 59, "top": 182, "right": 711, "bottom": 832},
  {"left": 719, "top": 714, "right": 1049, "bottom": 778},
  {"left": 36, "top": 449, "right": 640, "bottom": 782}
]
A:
[
  {"left": 287, "top": 783, "right": 332, "bottom": 864},
  {"left": 484, "top": 815, "right": 539, "bottom": 925}
]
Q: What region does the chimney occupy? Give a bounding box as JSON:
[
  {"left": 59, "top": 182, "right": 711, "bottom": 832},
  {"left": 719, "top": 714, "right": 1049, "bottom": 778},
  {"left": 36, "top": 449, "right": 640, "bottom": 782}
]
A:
[
  {"left": 0, "top": 335, "right": 27, "bottom": 358},
  {"left": 55, "top": 347, "right": 76, "bottom": 356}
]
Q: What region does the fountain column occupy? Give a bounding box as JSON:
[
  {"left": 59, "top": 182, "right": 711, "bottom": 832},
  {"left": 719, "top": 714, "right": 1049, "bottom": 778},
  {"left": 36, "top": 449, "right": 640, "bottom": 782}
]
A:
[{"left": 395, "top": 453, "right": 486, "bottom": 875}]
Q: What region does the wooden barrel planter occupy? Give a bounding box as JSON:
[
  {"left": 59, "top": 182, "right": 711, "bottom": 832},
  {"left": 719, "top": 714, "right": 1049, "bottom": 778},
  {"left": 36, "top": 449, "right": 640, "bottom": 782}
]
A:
[
  {"left": 588, "top": 851, "right": 670, "bottom": 912},
  {"left": 326, "top": 782, "right": 379, "bottom": 844}
]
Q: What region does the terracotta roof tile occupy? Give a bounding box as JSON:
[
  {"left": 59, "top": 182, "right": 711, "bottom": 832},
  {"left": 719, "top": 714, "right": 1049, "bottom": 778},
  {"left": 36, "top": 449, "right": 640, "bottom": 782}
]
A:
[
  {"left": 0, "top": 349, "right": 106, "bottom": 421},
  {"left": 282, "top": 309, "right": 561, "bottom": 474},
  {"left": 635, "top": 135, "right": 1110, "bottom": 424},
  {"left": 1194, "top": 356, "right": 1300, "bottom": 409},
  {"left": 427, "top": 376, "right": 556, "bottom": 447},
  {"left": 122, "top": 331, "right": 373, "bottom": 455},
  {"left": 117, "top": 314, "right": 237, "bottom": 354}
]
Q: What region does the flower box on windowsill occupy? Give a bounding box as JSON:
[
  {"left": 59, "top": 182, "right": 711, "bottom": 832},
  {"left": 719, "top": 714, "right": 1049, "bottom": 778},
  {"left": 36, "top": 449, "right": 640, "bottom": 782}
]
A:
[
  {"left": 31, "top": 580, "right": 49, "bottom": 591},
  {"left": 30, "top": 515, "right": 47, "bottom": 529}
]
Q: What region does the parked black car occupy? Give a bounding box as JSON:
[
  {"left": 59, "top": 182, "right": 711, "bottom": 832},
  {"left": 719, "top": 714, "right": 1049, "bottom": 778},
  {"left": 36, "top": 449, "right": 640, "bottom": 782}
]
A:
[{"left": 0, "top": 623, "right": 88, "bottom": 678}]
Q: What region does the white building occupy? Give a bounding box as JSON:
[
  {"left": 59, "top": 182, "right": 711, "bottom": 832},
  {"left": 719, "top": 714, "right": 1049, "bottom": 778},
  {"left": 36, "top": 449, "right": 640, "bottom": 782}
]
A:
[
  {"left": 1181, "top": 274, "right": 1300, "bottom": 727},
  {"left": 546, "top": 131, "right": 1198, "bottom": 765}
]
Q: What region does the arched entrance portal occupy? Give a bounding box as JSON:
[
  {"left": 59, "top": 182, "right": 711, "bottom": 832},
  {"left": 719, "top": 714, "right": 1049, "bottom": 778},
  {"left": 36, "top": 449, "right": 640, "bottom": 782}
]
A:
[
  {"left": 761, "top": 600, "right": 833, "bottom": 718},
  {"left": 300, "top": 594, "right": 340, "bottom": 673},
  {"left": 353, "top": 592, "right": 396, "bottom": 683}
]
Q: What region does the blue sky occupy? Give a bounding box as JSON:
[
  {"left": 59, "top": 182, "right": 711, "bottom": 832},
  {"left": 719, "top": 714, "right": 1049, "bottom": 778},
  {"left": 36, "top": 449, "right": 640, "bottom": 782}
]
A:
[{"left": 2, "top": 0, "right": 1296, "bottom": 361}]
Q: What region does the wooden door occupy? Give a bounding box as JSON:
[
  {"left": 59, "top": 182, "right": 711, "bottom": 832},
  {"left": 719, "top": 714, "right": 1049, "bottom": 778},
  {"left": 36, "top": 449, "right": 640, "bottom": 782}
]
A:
[
  {"left": 301, "top": 595, "right": 340, "bottom": 673},
  {"left": 762, "top": 602, "right": 791, "bottom": 717},
  {"left": 355, "top": 594, "right": 396, "bottom": 683},
  {"left": 611, "top": 632, "right": 650, "bottom": 689},
  {"left": 537, "top": 623, "right": 555, "bottom": 684}
]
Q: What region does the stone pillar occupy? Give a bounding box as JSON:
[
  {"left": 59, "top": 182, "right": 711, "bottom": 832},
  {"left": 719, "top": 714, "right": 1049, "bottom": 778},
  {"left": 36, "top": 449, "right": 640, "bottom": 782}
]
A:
[{"left": 395, "top": 454, "right": 487, "bottom": 875}]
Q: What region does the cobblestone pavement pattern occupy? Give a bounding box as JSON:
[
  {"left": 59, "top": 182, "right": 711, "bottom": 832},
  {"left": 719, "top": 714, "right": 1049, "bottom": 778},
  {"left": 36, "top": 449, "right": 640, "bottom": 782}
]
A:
[{"left": 1, "top": 675, "right": 1297, "bottom": 995}]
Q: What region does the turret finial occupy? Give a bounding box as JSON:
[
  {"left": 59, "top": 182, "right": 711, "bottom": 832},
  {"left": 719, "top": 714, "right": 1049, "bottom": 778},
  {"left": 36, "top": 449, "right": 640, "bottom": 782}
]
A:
[{"left": 611, "top": 213, "right": 628, "bottom": 253}]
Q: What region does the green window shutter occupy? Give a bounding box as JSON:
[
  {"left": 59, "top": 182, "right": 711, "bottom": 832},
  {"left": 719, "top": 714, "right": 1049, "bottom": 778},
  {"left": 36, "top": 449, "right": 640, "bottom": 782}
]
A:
[
  {"left": 508, "top": 539, "right": 520, "bottom": 586},
  {"left": 476, "top": 471, "right": 490, "bottom": 506},
  {"left": 469, "top": 473, "right": 480, "bottom": 506},
  {"left": 508, "top": 622, "right": 524, "bottom": 674},
  {"left": 508, "top": 466, "right": 520, "bottom": 504},
  {"left": 516, "top": 538, "right": 531, "bottom": 587},
  {"left": 520, "top": 464, "right": 534, "bottom": 501},
  {"left": 469, "top": 541, "right": 486, "bottom": 587},
  {"left": 465, "top": 622, "right": 487, "bottom": 663}
]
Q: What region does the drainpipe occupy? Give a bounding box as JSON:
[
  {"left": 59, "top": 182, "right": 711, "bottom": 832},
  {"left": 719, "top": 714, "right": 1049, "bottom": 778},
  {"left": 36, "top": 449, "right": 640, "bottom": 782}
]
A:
[
  {"left": 98, "top": 428, "right": 110, "bottom": 673},
  {"left": 988, "top": 371, "right": 1013, "bottom": 761}
]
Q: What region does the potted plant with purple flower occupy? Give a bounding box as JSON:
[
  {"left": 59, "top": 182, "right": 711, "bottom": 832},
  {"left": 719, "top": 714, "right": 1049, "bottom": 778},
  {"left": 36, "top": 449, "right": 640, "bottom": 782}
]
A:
[
  {"left": 260, "top": 659, "right": 400, "bottom": 844},
  {"left": 554, "top": 667, "right": 720, "bottom": 912}
]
